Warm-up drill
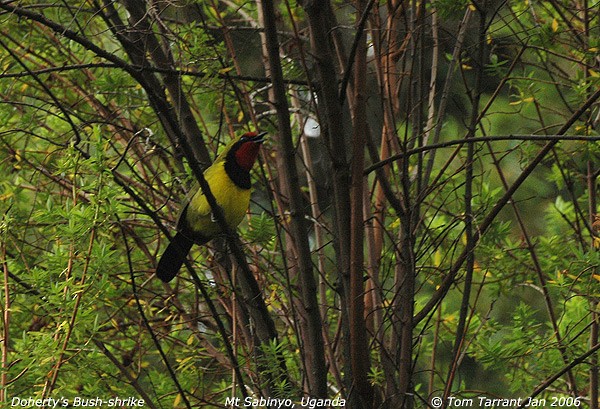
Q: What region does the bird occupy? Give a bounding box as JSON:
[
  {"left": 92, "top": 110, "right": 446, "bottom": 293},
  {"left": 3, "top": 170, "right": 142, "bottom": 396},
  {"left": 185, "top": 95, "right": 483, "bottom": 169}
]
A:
[{"left": 156, "top": 131, "right": 266, "bottom": 283}]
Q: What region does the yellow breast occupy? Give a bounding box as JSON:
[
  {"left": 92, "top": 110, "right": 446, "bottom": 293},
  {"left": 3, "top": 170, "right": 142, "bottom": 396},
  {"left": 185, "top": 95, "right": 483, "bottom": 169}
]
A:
[{"left": 185, "top": 161, "right": 251, "bottom": 239}]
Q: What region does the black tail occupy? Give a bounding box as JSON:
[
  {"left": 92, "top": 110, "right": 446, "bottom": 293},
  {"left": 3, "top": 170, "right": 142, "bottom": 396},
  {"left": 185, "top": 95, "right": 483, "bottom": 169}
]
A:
[{"left": 156, "top": 232, "right": 194, "bottom": 283}]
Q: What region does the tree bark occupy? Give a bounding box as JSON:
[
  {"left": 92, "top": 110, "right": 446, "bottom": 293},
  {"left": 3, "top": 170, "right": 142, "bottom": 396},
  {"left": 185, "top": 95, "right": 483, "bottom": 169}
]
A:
[{"left": 259, "top": 0, "right": 328, "bottom": 398}]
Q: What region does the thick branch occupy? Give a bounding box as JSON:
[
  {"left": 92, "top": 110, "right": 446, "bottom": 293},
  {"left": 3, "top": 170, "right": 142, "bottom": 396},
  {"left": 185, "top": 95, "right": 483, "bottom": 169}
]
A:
[{"left": 259, "top": 0, "right": 327, "bottom": 398}]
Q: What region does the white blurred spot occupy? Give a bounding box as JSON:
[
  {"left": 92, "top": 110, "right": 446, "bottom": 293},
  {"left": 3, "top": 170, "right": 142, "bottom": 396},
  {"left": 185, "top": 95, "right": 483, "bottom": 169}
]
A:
[{"left": 303, "top": 117, "right": 321, "bottom": 138}]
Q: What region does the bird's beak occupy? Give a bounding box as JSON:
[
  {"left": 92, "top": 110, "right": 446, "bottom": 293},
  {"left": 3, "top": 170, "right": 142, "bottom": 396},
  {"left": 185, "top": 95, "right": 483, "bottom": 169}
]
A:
[{"left": 251, "top": 131, "right": 267, "bottom": 143}]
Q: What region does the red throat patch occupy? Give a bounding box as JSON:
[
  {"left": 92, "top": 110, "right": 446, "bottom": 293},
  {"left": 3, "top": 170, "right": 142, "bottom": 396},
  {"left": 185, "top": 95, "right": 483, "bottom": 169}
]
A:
[{"left": 234, "top": 141, "right": 261, "bottom": 171}]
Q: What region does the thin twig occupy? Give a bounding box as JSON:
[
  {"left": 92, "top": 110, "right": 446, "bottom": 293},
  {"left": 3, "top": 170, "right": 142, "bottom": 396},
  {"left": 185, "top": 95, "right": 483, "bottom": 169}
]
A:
[
  {"left": 516, "top": 343, "right": 600, "bottom": 409},
  {"left": 366, "top": 134, "right": 600, "bottom": 175}
]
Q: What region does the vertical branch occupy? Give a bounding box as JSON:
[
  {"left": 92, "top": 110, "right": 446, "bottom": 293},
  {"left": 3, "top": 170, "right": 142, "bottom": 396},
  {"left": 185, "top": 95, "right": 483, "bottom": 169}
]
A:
[
  {"left": 588, "top": 162, "right": 598, "bottom": 409},
  {"left": 290, "top": 90, "right": 345, "bottom": 389},
  {"left": 444, "top": 3, "right": 486, "bottom": 400},
  {"left": 0, "top": 235, "right": 8, "bottom": 403},
  {"left": 298, "top": 0, "right": 354, "bottom": 399},
  {"left": 422, "top": 7, "right": 439, "bottom": 148},
  {"left": 367, "top": 6, "right": 406, "bottom": 398},
  {"left": 395, "top": 203, "right": 415, "bottom": 409},
  {"left": 348, "top": 0, "right": 373, "bottom": 406},
  {"left": 421, "top": 7, "right": 473, "bottom": 188},
  {"left": 583, "top": 0, "right": 598, "bottom": 405},
  {"left": 259, "top": 0, "right": 327, "bottom": 397},
  {"left": 394, "top": 1, "right": 427, "bottom": 406},
  {"left": 281, "top": 0, "right": 346, "bottom": 388},
  {"left": 297, "top": 0, "right": 351, "bottom": 270}
]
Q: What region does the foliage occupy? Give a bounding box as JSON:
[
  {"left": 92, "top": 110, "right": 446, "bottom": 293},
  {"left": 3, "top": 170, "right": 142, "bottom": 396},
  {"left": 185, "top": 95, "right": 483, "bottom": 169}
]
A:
[{"left": 0, "top": 0, "right": 598, "bottom": 408}]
